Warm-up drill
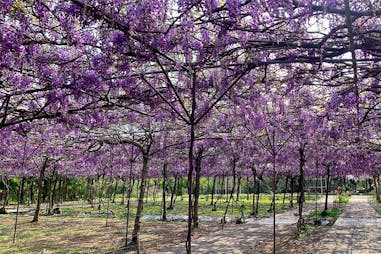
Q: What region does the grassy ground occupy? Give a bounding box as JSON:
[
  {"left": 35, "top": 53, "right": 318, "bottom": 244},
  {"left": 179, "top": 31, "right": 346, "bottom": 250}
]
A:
[
  {"left": 372, "top": 203, "right": 381, "bottom": 214},
  {"left": 0, "top": 193, "right": 320, "bottom": 254},
  {"left": 0, "top": 215, "right": 200, "bottom": 254},
  {"left": 333, "top": 195, "right": 349, "bottom": 204},
  {"left": 57, "top": 193, "right": 320, "bottom": 219},
  {"left": 306, "top": 207, "right": 343, "bottom": 220},
  {"left": 370, "top": 195, "right": 381, "bottom": 214}
]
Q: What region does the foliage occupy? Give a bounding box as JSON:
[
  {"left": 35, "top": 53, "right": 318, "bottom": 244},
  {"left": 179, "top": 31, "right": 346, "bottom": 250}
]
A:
[
  {"left": 333, "top": 195, "right": 349, "bottom": 203},
  {"left": 307, "top": 208, "right": 343, "bottom": 220}
]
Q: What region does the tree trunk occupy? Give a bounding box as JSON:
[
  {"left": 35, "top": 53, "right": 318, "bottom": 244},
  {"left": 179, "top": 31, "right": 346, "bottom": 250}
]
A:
[
  {"left": 186, "top": 122, "right": 195, "bottom": 254},
  {"left": 13, "top": 177, "right": 24, "bottom": 242},
  {"left": 161, "top": 163, "right": 168, "bottom": 221},
  {"left": 323, "top": 165, "right": 331, "bottom": 214},
  {"left": 56, "top": 178, "right": 61, "bottom": 204},
  {"left": 246, "top": 177, "right": 250, "bottom": 201},
  {"left": 193, "top": 149, "right": 203, "bottom": 228},
  {"left": 272, "top": 152, "right": 277, "bottom": 254},
  {"left": 210, "top": 176, "right": 216, "bottom": 206},
  {"left": 105, "top": 178, "right": 113, "bottom": 227},
  {"left": 221, "top": 174, "right": 225, "bottom": 204},
  {"left": 19, "top": 177, "right": 25, "bottom": 205},
  {"left": 29, "top": 179, "right": 35, "bottom": 205},
  {"left": 153, "top": 179, "right": 158, "bottom": 203},
  {"left": 222, "top": 158, "right": 237, "bottom": 223},
  {"left": 297, "top": 145, "right": 306, "bottom": 231},
  {"left": 145, "top": 179, "right": 150, "bottom": 203},
  {"left": 87, "top": 177, "right": 94, "bottom": 207},
  {"left": 124, "top": 170, "right": 134, "bottom": 247},
  {"left": 251, "top": 168, "right": 257, "bottom": 216},
  {"left": 1, "top": 176, "right": 9, "bottom": 210},
  {"left": 48, "top": 174, "right": 57, "bottom": 215},
  {"left": 131, "top": 152, "right": 150, "bottom": 245},
  {"left": 31, "top": 158, "right": 48, "bottom": 223},
  {"left": 112, "top": 179, "right": 119, "bottom": 203},
  {"left": 98, "top": 174, "right": 105, "bottom": 211},
  {"left": 225, "top": 175, "right": 229, "bottom": 202},
  {"left": 236, "top": 174, "right": 241, "bottom": 201},
  {"left": 178, "top": 177, "right": 183, "bottom": 201},
  {"left": 256, "top": 182, "right": 260, "bottom": 215},
  {"left": 42, "top": 179, "right": 49, "bottom": 203},
  {"left": 168, "top": 175, "right": 178, "bottom": 210},
  {"left": 289, "top": 176, "right": 294, "bottom": 208},
  {"left": 282, "top": 174, "right": 289, "bottom": 209},
  {"left": 61, "top": 177, "right": 68, "bottom": 202},
  {"left": 121, "top": 177, "right": 126, "bottom": 205}
]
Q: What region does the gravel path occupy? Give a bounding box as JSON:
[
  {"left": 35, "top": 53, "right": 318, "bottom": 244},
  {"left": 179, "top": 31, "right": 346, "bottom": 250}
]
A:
[{"left": 316, "top": 195, "right": 381, "bottom": 254}]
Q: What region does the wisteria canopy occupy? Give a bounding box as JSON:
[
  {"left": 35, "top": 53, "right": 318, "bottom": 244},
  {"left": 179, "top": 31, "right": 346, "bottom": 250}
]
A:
[{"left": 1, "top": 0, "right": 381, "bottom": 252}]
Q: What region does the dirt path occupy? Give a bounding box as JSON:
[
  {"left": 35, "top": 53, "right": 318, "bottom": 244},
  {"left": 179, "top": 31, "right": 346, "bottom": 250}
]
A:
[
  {"left": 158, "top": 196, "right": 335, "bottom": 254},
  {"left": 316, "top": 195, "right": 381, "bottom": 254}
]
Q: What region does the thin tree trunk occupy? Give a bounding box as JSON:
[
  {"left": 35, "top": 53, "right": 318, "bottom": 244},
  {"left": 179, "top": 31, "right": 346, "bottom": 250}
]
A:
[
  {"left": 162, "top": 163, "right": 168, "bottom": 221},
  {"left": 186, "top": 121, "right": 195, "bottom": 254},
  {"left": 87, "top": 177, "right": 92, "bottom": 204},
  {"left": 124, "top": 170, "right": 134, "bottom": 247},
  {"left": 169, "top": 175, "right": 178, "bottom": 210},
  {"left": 323, "top": 165, "right": 331, "bottom": 214},
  {"left": 282, "top": 175, "right": 289, "bottom": 209},
  {"left": 62, "top": 177, "right": 68, "bottom": 202},
  {"left": 131, "top": 152, "right": 150, "bottom": 245},
  {"left": 145, "top": 179, "right": 150, "bottom": 203},
  {"left": 153, "top": 179, "right": 158, "bottom": 203},
  {"left": 112, "top": 179, "right": 119, "bottom": 203},
  {"left": 98, "top": 174, "right": 105, "bottom": 211},
  {"left": 106, "top": 178, "right": 112, "bottom": 227},
  {"left": 48, "top": 174, "right": 57, "bottom": 215},
  {"left": 31, "top": 158, "right": 48, "bottom": 223},
  {"left": 290, "top": 176, "right": 294, "bottom": 208},
  {"left": 121, "top": 177, "right": 126, "bottom": 205},
  {"left": 272, "top": 152, "right": 277, "bottom": 254},
  {"left": 193, "top": 149, "right": 203, "bottom": 228},
  {"left": 13, "top": 177, "right": 24, "bottom": 243},
  {"left": 210, "top": 176, "right": 216, "bottom": 206},
  {"left": 1, "top": 176, "right": 9, "bottom": 210},
  {"left": 219, "top": 176, "right": 224, "bottom": 207},
  {"left": 251, "top": 168, "right": 257, "bottom": 216},
  {"left": 225, "top": 175, "right": 229, "bottom": 202},
  {"left": 256, "top": 182, "right": 260, "bottom": 215},
  {"left": 27, "top": 179, "right": 32, "bottom": 206},
  {"left": 297, "top": 145, "right": 306, "bottom": 231},
  {"left": 178, "top": 177, "right": 183, "bottom": 201},
  {"left": 19, "top": 177, "right": 25, "bottom": 205},
  {"left": 222, "top": 158, "right": 237, "bottom": 223},
  {"left": 56, "top": 178, "right": 61, "bottom": 204},
  {"left": 236, "top": 175, "right": 241, "bottom": 201},
  {"left": 246, "top": 177, "right": 250, "bottom": 201}
]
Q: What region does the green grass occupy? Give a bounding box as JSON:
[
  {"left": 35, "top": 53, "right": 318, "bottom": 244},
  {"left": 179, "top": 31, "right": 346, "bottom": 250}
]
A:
[
  {"left": 373, "top": 204, "right": 381, "bottom": 214},
  {"left": 55, "top": 193, "right": 321, "bottom": 219},
  {"left": 306, "top": 207, "right": 343, "bottom": 220},
  {"left": 333, "top": 195, "right": 349, "bottom": 203},
  {"left": 370, "top": 195, "right": 381, "bottom": 214}
]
